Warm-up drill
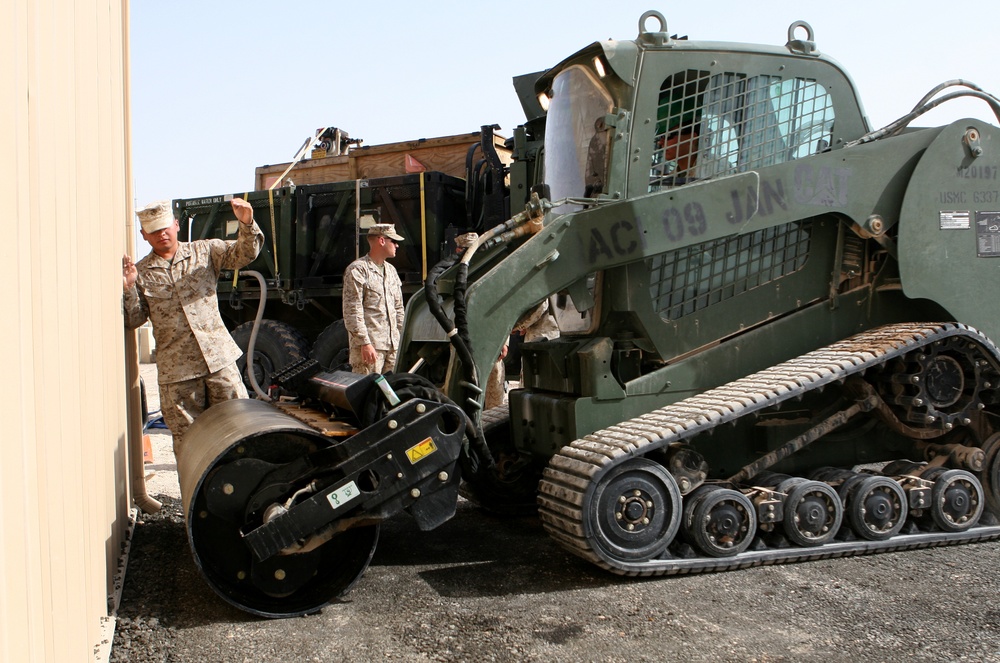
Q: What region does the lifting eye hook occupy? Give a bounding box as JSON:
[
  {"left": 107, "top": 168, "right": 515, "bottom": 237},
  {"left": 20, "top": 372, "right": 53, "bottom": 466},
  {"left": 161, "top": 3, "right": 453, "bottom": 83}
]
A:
[
  {"left": 964, "top": 128, "right": 983, "bottom": 158},
  {"left": 786, "top": 20, "right": 818, "bottom": 55}
]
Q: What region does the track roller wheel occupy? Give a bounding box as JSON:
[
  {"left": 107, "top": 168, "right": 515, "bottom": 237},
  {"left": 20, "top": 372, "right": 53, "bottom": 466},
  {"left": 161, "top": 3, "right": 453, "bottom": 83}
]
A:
[
  {"left": 845, "top": 476, "right": 908, "bottom": 540},
  {"left": 683, "top": 486, "right": 757, "bottom": 557},
  {"left": 927, "top": 468, "right": 984, "bottom": 532},
  {"left": 976, "top": 432, "right": 1000, "bottom": 517},
  {"left": 782, "top": 480, "right": 843, "bottom": 546},
  {"left": 585, "top": 458, "right": 681, "bottom": 563}
]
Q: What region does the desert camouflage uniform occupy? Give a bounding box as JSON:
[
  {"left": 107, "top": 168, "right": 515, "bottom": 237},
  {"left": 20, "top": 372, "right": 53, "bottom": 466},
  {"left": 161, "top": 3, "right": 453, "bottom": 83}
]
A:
[
  {"left": 343, "top": 255, "right": 405, "bottom": 374},
  {"left": 484, "top": 301, "right": 561, "bottom": 409},
  {"left": 514, "top": 299, "right": 560, "bottom": 343},
  {"left": 123, "top": 220, "right": 263, "bottom": 456},
  {"left": 484, "top": 357, "right": 507, "bottom": 410}
]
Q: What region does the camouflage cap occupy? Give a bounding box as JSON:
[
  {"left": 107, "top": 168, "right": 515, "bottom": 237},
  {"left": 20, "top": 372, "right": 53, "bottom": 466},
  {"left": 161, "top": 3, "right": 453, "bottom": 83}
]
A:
[
  {"left": 137, "top": 200, "right": 174, "bottom": 234},
  {"left": 368, "top": 223, "right": 404, "bottom": 241}
]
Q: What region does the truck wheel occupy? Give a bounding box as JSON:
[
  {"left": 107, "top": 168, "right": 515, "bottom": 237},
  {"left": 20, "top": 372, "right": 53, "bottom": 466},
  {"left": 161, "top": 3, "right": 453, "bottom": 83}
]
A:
[
  {"left": 310, "top": 320, "right": 349, "bottom": 371},
  {"left": 231, "top": 320, "right": 310, "bottom": 392}
]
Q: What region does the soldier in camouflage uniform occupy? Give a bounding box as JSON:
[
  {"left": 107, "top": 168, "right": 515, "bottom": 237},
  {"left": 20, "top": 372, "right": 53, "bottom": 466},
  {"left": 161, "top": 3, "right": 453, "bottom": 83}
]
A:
[
  {"left": 122, "top": 198, "right": 263, "bottom": 459},
  {"left": 482, "top": 301, "right": 560, "bottom": 409},
  {"left": 342, "top": 224, "right": 406, "bottom": 374},
  {"left": 513, "top": 298, "right": 560, "bottom": 343}
]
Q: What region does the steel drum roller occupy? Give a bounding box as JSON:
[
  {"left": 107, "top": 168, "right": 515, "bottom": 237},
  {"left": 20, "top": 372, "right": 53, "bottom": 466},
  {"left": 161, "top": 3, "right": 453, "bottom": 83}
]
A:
[{"left": 178, "top": 398, "right": 379, "bottom": 617}]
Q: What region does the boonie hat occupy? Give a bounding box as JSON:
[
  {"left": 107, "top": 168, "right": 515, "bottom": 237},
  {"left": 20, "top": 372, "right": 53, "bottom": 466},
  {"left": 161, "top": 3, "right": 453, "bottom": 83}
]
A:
[
  {"left": 137, "top": 200, "right": 174, "bottom": 234},
  {"left": 368, "top": 224, "right": 404, "bottom": 241}
]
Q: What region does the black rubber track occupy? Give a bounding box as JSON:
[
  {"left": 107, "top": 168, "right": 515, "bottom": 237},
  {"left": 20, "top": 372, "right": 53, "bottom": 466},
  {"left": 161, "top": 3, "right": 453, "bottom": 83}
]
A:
[{"left": 538, "top": 322, "right": 1000, "bottom": 575}]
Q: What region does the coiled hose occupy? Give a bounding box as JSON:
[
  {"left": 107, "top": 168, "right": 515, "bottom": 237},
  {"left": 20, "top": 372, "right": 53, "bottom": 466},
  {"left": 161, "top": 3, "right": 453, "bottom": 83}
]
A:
[{"left": 239, "top": 270, "right": 272, "bottom": 401}]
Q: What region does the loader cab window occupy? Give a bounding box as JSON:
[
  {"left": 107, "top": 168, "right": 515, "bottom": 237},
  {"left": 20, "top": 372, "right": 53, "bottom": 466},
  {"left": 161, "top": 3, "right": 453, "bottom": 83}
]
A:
[
  {"left": 543, "top": 65, "right": 614, "bottom": 213},
  {"left": 649, "top": 71, "right": 835, "bottom": 191},
  {"left": 731, "top": 76, "right": 835, "bottom": 167},
  {"left": 650, "top": 70, "right": 712, "bottom": 188}
]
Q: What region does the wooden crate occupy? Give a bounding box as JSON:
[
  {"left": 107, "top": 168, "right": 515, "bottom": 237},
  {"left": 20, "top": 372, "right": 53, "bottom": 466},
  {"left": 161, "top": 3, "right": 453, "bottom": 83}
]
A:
[{"left": 255, "top": 131, "right": 511, "bottom": 190}]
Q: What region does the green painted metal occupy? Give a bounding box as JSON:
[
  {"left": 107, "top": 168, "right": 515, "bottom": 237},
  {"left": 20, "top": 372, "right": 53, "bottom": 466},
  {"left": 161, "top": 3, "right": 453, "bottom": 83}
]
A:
[{"left": 899, "top": 121, "right": 1000, "bottom": 343}]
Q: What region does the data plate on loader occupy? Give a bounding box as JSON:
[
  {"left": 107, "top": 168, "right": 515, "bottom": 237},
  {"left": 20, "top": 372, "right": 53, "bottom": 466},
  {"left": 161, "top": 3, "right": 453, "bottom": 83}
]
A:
[
  {"left": 326, "top": 480, "right": 360, "bottom": 510},
  {"left": 975, "top": 211, "right": 1000, "bottom": 257},
  {"left": 939, "top": 210, "right": 971, "bottom": 230}
]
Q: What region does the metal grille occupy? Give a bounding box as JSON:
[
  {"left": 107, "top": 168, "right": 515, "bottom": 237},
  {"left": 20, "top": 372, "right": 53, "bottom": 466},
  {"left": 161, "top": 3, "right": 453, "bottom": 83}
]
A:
[
  {"left": 648, "top": 222, "right": 811, "bottom": 321},
  {"left": 650, "top": 70, "right": 834, "bottom": 190}
]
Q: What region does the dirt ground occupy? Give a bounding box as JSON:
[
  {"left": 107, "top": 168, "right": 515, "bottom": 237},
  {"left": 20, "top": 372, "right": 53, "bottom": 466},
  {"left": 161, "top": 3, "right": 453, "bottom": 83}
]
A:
[{"left": 114, "top": 364, "right": 1000, "bottom": 663}]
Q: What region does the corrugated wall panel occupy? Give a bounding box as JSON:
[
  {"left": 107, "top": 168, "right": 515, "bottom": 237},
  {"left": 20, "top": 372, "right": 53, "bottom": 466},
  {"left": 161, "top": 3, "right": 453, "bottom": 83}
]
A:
[
  {"left": 1, "top": 2, "right": 45, "bottom": 660},
  {"left": 0, "top": 1, "right": 133, "bottom": 661}
]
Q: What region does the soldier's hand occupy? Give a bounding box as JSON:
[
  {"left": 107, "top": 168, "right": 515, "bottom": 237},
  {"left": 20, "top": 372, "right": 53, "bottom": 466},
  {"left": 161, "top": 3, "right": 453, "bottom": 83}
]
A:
[
  {"left": 361, "top": 343, "right": 377, "bottom": 366},
  {"left": 123, "top": 254, "right": 138, "bottom": 291},
  {"left": 231, "top": 197, "right": 254, "bottom": 225}
]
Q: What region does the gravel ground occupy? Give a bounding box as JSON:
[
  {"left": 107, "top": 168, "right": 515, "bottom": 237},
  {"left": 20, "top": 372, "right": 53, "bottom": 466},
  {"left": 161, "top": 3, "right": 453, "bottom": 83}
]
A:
[{"left": 114, "top": 364, "right": 1000, "bottom": 662}]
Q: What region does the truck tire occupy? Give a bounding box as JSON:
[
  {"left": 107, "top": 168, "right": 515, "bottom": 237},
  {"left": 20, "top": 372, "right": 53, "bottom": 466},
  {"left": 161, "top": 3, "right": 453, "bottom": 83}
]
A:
[
  {"left": 310, "top": 320, "right": 349, "bottom": 371},
  {"left": 231, "top": 320, "right": 310, "bottom": 393}
]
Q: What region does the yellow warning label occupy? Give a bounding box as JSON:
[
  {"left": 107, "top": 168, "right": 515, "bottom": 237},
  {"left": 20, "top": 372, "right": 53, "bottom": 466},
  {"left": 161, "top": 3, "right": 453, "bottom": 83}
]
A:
[{"left": 406, "top": 437, "right": 438, "bottom": 464}]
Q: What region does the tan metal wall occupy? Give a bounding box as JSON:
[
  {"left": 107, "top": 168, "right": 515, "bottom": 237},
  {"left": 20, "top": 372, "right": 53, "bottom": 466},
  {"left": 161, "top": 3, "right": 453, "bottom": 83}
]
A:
[{"left": 0, "top": 1, "right": 135, "bottom": 661}]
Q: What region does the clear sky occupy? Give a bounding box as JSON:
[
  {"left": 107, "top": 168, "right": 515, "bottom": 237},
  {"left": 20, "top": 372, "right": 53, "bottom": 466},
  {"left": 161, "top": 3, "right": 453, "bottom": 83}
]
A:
[{"left": 130, "top": 0, "right": 999, "bottom": 208}]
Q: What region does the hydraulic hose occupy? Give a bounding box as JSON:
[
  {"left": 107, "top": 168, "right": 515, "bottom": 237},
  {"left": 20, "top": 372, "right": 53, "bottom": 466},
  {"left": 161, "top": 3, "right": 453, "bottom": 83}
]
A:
[
  {"left": 423, "top": 193, "right": 552, "bottom": 468},
  {"left": 460, "top": 191, "right": 546, "bottom": 265},
  {"left": 848, "top": 81, "right": 1000, "bottom": 147},
  {"left": 447, "top": 191, "right": 549, "bottom": 400},
  {"left": 452, "top": 261, "right": 473, "bottom": 356},
  {"left": 424, "top": 254, "right": 477, "bottom": 378},
  {"left": 240, "top": 270, "right": 272, "bottom": 401},
  {"left": 452, "top": 192, "right": 546, "bottom": 372},
  {"left": 424, "top": 254, "right": 494, "bottom": 470}
]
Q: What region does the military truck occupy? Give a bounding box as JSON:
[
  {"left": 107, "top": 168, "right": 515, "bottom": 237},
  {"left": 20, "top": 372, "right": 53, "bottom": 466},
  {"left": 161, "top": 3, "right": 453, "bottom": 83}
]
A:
[
  {"left": 172, "top": 127, "right": 515, "bottom": 386},
  {"left": 177, "top": 10, "right": 1000, "bottom": 618}
]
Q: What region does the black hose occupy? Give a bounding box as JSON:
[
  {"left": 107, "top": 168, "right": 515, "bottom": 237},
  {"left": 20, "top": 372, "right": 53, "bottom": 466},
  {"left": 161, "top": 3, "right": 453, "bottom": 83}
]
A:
[
  {"left": 424, "top": 253, "right": 459, "bottom": 340},
  {"left": 424, "top": 255, "right": 478, "bottom": 386},
  {"left": 423, "top": 254, "right": 493, "bottom": 469},
  {"left": 452, "top": 262, "right": 473, "bottom": 353}
]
